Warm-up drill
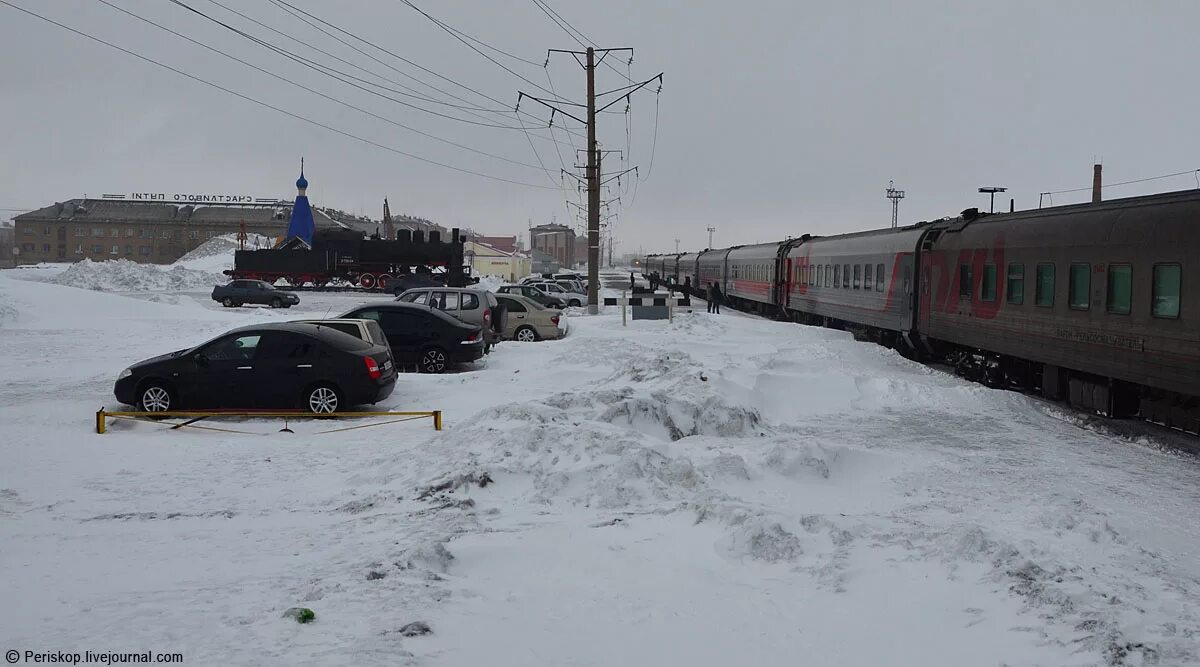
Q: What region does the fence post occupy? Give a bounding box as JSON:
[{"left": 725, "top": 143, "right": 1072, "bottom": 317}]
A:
[
  {"left": 96, "top": 408, "right": 106, "bottom": 434},
  {"left": 621, "top": 290, "right": 627, "bottom": 327},
  {"left": 433, "top": 410, "right": 443, "bottom": 431}
]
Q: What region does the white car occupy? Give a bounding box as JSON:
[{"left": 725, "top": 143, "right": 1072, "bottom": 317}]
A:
[{"left": 529, "top": 282, "right": 586, "bottom": 307}]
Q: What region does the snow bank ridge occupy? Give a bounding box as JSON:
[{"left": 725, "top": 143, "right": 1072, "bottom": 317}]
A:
[{"left": 51, "top": 258, "right": 224, "bottom": 292}]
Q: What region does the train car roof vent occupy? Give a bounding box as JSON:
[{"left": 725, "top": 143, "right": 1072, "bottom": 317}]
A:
[
  {"left": 960, "top": 207, "right": 980, "bottom": 220},
  {"left": 800, "top": 233, "right": 812, "bottom": 241}
]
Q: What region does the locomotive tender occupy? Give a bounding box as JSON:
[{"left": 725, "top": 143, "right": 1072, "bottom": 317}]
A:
[{"left": 649, "top": 189, "right": 1199, "bottom": 432}]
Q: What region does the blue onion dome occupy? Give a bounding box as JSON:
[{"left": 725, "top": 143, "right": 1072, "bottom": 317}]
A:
[{"left": 296, "top": 171, "right": 308, "bottom": 190}]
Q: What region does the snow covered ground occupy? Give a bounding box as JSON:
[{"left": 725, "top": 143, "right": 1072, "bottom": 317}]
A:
[{"left": 2, "top": 268, "right": 1200, "bottom": 666}]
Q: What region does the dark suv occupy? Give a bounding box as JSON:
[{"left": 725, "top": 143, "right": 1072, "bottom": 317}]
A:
[
  {"left": 339, "top": 302, "right": 485, "bottom": 373},
  {"left": 114, "top": 322, "right": 395, "bottom": 413}
]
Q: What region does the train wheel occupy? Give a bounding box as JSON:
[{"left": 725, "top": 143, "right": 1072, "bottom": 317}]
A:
[
  {"left": 359, "top": 273, "right": 376, "bottom": 289},
  {"left": 378, "top": 274, "right": 393, "bottom": 291}
]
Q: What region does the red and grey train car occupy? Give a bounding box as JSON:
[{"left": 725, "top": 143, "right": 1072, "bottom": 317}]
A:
[{"left": 666, "top": 189, "right": 1199, "bottom": 432}]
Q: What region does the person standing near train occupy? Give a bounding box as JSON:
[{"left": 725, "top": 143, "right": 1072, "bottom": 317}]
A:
[
  {"left": 706, "top": 282, "right": 715, "bottom": 313},
  {"left": 711, "top": 282, "right": 723, "bottom": 314}
]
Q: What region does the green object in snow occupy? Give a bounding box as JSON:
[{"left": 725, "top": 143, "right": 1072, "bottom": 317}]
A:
[{"left": 283, "top": 607, "right": 316, "bottom": 624}]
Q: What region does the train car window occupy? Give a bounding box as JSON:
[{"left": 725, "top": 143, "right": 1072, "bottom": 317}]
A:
[
  {"left": 1106, "top": 264, "right": 1132, "bottom": 315},
  {"left": 1036, "top": 264, "right": 1055, "bottom": 306},
  {"left": 959, "top": 264, "right": 973, "bottom": 299},
  {"left": 853, "top": 265, "right": 861, "bottom": 289},
  {"left": 876, "top": 263, "right": 885, "bottom": 291},
  {"left": 981, "top": 264, "right": 997, "bottom": 302},
  {"left": 843, "top": 264, "right": 850, "bottom": 288},
  {"left": 1007, "top": 264, "right": 1024, "bottom": 305},
  {"left": 826, "top": 265, "right": 832, "bottom": 287},
  {"left": 864, "top": 264, "right": 873, "bottom": 291},
  {"left": 1069, "top": 264, "right": 1090, "bottom": 310},
  {"left": 833, "top": 264, "right": 840, "bottom": 288},
  {"left": 1152, "top": 264, "right": 1181, "bottom": 318}
]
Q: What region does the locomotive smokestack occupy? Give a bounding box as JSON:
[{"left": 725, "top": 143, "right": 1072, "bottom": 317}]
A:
[{"left": 1092, "top": 164, "right": 1102, "bottom": 203}]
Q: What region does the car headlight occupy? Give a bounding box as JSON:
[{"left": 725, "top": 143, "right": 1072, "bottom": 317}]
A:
[{"left": 118, "top": 368, "right": 132, "bottom": 380}]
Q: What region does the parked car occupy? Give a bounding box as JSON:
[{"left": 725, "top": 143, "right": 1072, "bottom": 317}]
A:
[
  {"left": 394, "top": 287, "right": 506, "bottom": 348},
  {"left": 494, "top": 293, "right": 565, "bottom": 342},
  {"left": 497, "top": 284, "right": 566, "bottom": 309},
  {"left": 389, "top": 272, "right": 442, "bottom": 297},
  {"left": 527, "top": 281, "right": 586, "bottom": 307},
  {"left": 290, "top": 319, "right": 389, "bottom": 348},
  {"left": 338, "top": 302, "right": 485, "bottom": 373},
  {"left": 114, "top": 322, "right": 395, "bottom": 413},
  {"left": 211, "top": 280, "right": 300, "bottom": 308}
]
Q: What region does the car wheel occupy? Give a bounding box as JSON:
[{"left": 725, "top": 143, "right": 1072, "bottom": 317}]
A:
[
  {"left": 515, "top": 326, "right": 538, "bottom": 342},
  {"left": 420, "top": 347, "right": 448, "bottom": 373},
  {"left": 305, "top": 384, "right": 341, "bottom": 414},
  {"left": 138, "top": 383, "right": 173, "bottom": 412},
  {"left": 568, "top": 299, "right": 581, "bottom": 307},
  {"left": 222, "top": 297, "right": 234, "bottom": 307},
  {"left": 270, "top": 297, "right": 282, "bottom": 308}
]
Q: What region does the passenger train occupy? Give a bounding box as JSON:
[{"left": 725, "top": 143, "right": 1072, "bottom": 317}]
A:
[{"left": 647, "top": 189, "right": 1200, "bottom": 433}]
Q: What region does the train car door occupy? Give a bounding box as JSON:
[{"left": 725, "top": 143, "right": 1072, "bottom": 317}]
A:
[{"left": 782, "top": 257, "right": 793, "bottom": 309}]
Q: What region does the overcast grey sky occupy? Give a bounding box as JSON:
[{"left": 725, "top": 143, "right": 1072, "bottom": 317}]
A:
[{"left": 3, "top": 0, "right": 1199, "bottom": 253}]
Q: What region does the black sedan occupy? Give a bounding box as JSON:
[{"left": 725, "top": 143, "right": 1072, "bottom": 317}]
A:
[
  {"left": 211, "top": 280, "right": 300, "bottom": 308},
  {"left": 338, "top": 302, "right": 485, "bottom": 373},
  {"left": 114, "top": 323, "right": 395, "bottom": 413}
]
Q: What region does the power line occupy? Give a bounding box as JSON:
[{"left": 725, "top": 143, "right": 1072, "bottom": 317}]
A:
[
  {"left": 167, "top": 0, "right": 524, "bottom": 130},
  {"left": 641, "top": 91, "right": 661, "bottom": 181},
  {"left": 420, "top": 11, "right": 543, "bottom": 68},
  {"left": 202, "top": 0, "right": 503, "bottom": 114},
  {"left": 267, "top": 0, "right": 585, "bottom": 141},
  {"left": 95, "top": 0, "right": 547, "bottom": 171},
  {"left": 0, "top": 1, "right": 558, "bottom": 190},
  {"left": 395, "top": 0, "right": 563, "bottom": 98},
  {"left": 531, "top": 0, "right": 633, "bottom": 83},
  {"left": 1041, "top": 168, "right": 1200, "bottom": 195}
]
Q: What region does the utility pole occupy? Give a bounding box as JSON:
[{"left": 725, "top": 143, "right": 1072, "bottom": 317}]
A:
[
  {"left": 518, "top": 51, "right": 662, "bottom": 314},
  {"left": 706, "top": 226, "right": 716, "bottom": 249},
  {"left": 886, "top": 181, "right": 905, "bottom": 229}
]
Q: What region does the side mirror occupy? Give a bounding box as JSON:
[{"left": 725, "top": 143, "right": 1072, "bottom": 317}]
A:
[{"left": 193, "top": 353, "right": 209, "bottom": 367}]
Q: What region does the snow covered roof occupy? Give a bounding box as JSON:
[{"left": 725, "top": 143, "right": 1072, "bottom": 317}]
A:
[{"left": 15, "top": 199, "right": 348, "bottom": 229}]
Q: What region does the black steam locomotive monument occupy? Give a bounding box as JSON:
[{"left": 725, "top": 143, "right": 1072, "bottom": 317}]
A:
[
  {"left": 227, "top": 226, "right": 469, "bottom": 293},
  {"left": 225, "top": 168, "right": 469, "bottom": 293}
]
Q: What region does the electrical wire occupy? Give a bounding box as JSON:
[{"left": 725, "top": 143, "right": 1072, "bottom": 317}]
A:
[
  {"left": 167, "top": 0, "right": 524, "bottom": 130},
  {"left": 96, "top": 0, "right": 547, "bottom": 170},
  {"left": 268, "top": 0, "right": 585, "bottom": 142},
  {"left": 531, "top": 0, "right": 633, "bottom": 84},
  {"left": 203, "top": 0, "right": 504, "bottom": 114},
  {"left": 641, "top": 90, "right": 661, "bottom": 181},
  {"left": 0, "top": 1, "right": 558, "bottom": 190},
  {"left": 1042, "top": 168, "right": 1200, "bottom": 195},
  {"left": 395, "top": 0, "right": 563, "bottom": 99}
]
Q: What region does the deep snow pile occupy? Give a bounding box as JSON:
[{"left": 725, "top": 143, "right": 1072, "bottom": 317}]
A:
[
  {"left": 174, "top": 233, "right": 274, "bottom": 273},
  {"left": 2, "top": 274, "right": 1200, "bottom": 666},
  {"left": 50, "top": 258, "right": 225, "bottom": 292}
]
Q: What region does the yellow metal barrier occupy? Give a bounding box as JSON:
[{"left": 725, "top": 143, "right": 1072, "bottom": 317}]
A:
[{"left": 95, "top": 408, "right": 442, "bottom": 435}]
